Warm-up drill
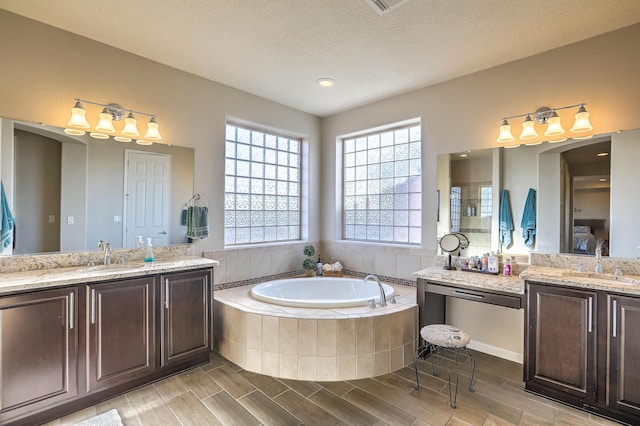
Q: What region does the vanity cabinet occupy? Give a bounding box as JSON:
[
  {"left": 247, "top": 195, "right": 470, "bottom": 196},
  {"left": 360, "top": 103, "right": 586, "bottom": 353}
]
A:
[
  {"left": 0, "top": 287, "right": 78, "bottom": 423},
  {"left": 526, "top": 281, "right": 640, "bottom": 425},
  {"left": 525, "top": 283, "right": 597, "bottom": 403},
  {"left": 608, "top": 294, "right": 640, "bottom": 417},
  {"left": 161, "top": 269, "right": 211, "bottom": 367},
  {"left": 85, "top": 277, "right": 156, "bottom": 392}
]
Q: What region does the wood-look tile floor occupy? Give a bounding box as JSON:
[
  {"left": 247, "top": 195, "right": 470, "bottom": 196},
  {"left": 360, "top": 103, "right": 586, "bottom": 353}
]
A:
[{"left": 47, "top": 351, "right": 622, "bottom": 426}]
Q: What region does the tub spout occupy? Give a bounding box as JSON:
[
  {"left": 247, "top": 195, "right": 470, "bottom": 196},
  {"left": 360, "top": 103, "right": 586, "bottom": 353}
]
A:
[{"left": 364, "top": 274, "right": 386, "bottom": 307}]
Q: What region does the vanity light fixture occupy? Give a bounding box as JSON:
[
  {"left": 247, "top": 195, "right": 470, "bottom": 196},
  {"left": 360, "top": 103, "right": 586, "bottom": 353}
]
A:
[
  {"left": 64, "top": 98, "right": 162, "bottom": 145},
  {"left": 496, "top": 103, "right": 593, "bottom": 143}
]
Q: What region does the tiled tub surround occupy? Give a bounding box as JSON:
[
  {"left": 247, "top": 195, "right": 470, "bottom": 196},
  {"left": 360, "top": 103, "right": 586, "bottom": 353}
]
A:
[{"left": 214, "top": 283, "right": 417, "bottom": 381}]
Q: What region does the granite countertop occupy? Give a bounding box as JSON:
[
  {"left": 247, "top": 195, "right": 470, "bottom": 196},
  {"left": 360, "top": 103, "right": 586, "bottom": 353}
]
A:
[
  {"left": 413, "top": 267, "right": 525, "bottom": 295},
  {"left": 520, "top": 265, "right": 640, "bottom": 296},
  {"left": 0, "top": 256, "right": 218, "bottom": 295}
]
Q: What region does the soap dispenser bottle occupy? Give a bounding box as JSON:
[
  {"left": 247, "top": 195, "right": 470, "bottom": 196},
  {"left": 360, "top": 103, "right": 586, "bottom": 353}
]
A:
[{"left": 144, "top": 238, "right": 155, "bottom": 263}]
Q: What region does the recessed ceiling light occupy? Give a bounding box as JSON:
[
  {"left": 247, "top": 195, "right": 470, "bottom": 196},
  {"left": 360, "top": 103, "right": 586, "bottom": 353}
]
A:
[
  {"left": 599, "top": 178, "right": 607, "bottom": 182},
  {"left": 316, "top": 78, "right": 335, "bottom": 87},
  {"left": 597, "top": 152, "right": 609, "bottom": 157},
  {"left": 459, "top": 153, "right": 468, "bottom": 158}
]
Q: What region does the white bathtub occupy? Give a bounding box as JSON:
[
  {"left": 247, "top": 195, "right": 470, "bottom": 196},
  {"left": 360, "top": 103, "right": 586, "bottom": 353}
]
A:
[{"left": 250, "top": 277, "right": 395, "bottom": 308}]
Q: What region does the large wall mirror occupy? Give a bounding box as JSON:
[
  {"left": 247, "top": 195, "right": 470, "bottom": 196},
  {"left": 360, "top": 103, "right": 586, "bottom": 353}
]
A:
[
  {"left": 437, "top": 129, "right": 640, "bottom": 259},
  {"left": 0, "top": 117, "right": 194, "bottom": 256}
]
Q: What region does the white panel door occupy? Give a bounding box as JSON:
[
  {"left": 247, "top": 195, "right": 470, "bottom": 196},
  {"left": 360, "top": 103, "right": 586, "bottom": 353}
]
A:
[{"left": 124, "top": 151, "right": 171, "bottom": 248}]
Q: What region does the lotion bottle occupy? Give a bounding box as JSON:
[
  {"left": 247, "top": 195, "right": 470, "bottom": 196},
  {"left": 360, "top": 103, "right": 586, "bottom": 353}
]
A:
[
  {"left": 316, "top": 255, "right": 323, "bottom": 276},
  {"left": 144, "top": 238, "right": 155, "bottom": 263}
]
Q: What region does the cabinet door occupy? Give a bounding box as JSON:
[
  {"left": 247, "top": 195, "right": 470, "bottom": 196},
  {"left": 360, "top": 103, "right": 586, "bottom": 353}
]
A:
[
  {"left": 609, "top": 294, "right": 640, "bottom": 417},
  {"left": 0, "top": 287, "right": 78, "bottom": 423},
  {"left": 86, "top": 277, "right": 155, "bottom": 392},
  {"left": 161, "top": 269, "right": 211, "bottom": 367},
  {"left": 526, "top": 283, "right": 597, "bottom": 402}
]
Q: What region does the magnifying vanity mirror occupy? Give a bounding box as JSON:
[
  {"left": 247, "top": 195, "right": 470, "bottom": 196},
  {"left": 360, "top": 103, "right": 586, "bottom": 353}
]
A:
[
  {"left": 437, "top": 128, "right": 640, "bottom": 259},
  {"left": 439, "top": 232, "right": 469, "bottom": 270},
  {"left": 1, "top": 117, "right": 195, "bottom": 257}
]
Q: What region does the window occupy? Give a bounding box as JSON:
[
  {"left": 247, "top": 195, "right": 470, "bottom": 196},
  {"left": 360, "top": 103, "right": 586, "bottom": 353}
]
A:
[
  {"left": 343, "top": 123, "right": 421, "bottom": 244},
  {"left": 224, "top": 123, "right": 301, "bottom": 246}
]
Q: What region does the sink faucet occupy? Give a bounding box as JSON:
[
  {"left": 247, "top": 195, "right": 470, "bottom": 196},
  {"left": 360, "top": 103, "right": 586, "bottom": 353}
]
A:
[
  {"left": 98, "top": 240, "right": 112, "bottom": 265},
  {"left": 364, "top": 274, "right": 386, "bottom": 307}
]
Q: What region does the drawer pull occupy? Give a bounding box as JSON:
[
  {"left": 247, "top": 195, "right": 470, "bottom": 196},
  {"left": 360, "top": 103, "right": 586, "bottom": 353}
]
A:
[
  {"left": 69, "top": 292, "right": 74, "bottom": 329},
  {"left": 588, "top": 296, "right": 593, "bottom": 333},
  {"left": 91, "top": 288, "right": 96, "bottom": 324},
  {"left": 165, "top": 279, "right": 169, "bottom": 309},
  {"left": 453, "top": 290, "right": 484, "bottom": 299},
  {"left": 613, "top": 299, "right": 618, "bottom": 337}
]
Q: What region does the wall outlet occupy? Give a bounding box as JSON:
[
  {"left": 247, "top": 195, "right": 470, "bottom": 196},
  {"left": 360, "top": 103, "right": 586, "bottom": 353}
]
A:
[
  {"left": 67, "top": 216, "right": 75, "bottom": 225},
  {"left": 114, "top": 215, "right": 122, "bottom": 223},
  {"left": 48, "top": 215, "right": 55, "bottom": 223}
]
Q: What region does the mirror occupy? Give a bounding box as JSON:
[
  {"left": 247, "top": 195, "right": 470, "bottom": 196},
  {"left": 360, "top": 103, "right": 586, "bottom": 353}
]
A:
[
  {"left": 1, "top": 117, "right": 194, "bottom": 256},
  {"left": 438, "top": 130, "right": 640, "bottom": 258}
]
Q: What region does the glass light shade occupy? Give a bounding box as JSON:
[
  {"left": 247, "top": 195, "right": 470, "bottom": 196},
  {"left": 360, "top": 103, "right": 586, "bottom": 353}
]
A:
[
  {"left": 144, "top": 117, "right": 162, "bottom": 141},
  {"left": 136, "top": 139, "right": 153, "bottom": 146},
  {"left": 570, "top": 106, "right": 593, "bottom": 132},
  {"left": 496, "top": 119, "right": 514, "bottom": 143},
  {"left": 67, "top": 101, "right": 90, "bottom": 129},
  {"left": 519, "top": 115, "right": 538, "bottom": 140},
  {"left": 95, "top": 109, "right": 116, "bottom": 134},
  {"left": 64, "top": 128, "right": 86, "bottom": 136},
  {"left": 122, "top": 112, "right": 140, "bottom": 137},
  {"left": 548, "top": 138, "right": 567, "bottom": 143},
  {"left": 504, "top": 144, "right": 521, "bottom": 149},
  {"left": 89, "top": 132, "right": 109, "bottom": 139},
  {"left": 114, "top": 136, "right": 132, "bottom": 142},
  {"left": 544, "top": 112, "right": 565, "bottom": 137}
]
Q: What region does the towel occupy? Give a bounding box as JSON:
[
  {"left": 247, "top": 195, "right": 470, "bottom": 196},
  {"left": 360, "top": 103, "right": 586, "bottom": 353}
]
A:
[
  {"left": 521, "top": 188, "right": 537, "bottom": 248},
  {"left": 186, "top": 205, "right": 209, "bottom": 239},
  {"left": 1, "top": 182, "right": 15, "bottom": 250},
  {"left": 499, "top": 189, "right": 513, "bottom": 248}
]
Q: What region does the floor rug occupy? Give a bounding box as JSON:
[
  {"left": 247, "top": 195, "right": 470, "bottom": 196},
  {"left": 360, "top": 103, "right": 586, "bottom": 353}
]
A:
[{"left": 74, "top": 409, "right": 123, "bottom": 426}]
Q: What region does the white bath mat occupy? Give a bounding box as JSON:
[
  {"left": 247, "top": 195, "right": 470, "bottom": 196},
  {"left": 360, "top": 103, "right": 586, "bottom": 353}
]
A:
[{"left": 74, "top": 409, "right": 123, "bottom": 426}]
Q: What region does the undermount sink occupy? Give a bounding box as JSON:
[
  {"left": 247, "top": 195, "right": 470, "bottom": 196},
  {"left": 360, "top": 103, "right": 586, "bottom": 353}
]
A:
[
  {"left": 561, "top": 270, "right": 640, "bottom": 285},
  {"left": 76, "top": 263, "right": 147, "bottom": 274}
]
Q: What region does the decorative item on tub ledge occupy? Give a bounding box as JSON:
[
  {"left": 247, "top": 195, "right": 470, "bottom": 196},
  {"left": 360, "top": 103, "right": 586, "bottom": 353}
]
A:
[
  {"left": 64, "top": 98, "right": 162, "bottom": 145},
  {"left": 496, "top": 103, "right": 593, "bottom": 145},
  {"left": 302, "top": 244, "right": 316, "bottom": 277}
]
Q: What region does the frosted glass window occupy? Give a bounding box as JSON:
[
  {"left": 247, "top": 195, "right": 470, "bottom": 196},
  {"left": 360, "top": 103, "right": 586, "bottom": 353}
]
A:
[
  {"left": 343, "top": 122, "right": 422, "bottom": 245},
  {"left": 225, "top": 123, "right": 301, "bottom": 246}
]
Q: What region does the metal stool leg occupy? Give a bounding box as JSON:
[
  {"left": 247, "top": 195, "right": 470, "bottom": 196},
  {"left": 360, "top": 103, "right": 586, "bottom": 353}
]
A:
[{"left": 464, "top": 347, "right": 476, "bottom": 392}]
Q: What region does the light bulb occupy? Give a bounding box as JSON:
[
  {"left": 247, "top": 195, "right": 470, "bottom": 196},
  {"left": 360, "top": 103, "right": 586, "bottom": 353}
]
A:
[
  {"left": 496, "top": 119, "right": 514, "bottom": 143},
  {"left": 67, "top": 101, "right": 90, "bottom": 129},
  {"left": 144, "top": 116, "right": 162, "bottom": 141},
  {"left": 519, "top": 115, "right": 538, "bottom": 140},
  {"left": 122, "top": 112, "right": 140, "bottom": 137}
]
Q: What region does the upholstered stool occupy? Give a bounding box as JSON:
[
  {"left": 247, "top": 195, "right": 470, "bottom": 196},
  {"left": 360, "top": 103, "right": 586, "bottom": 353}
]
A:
[{"left": 414, "top": 324, "right": 475, "bottom": 408}]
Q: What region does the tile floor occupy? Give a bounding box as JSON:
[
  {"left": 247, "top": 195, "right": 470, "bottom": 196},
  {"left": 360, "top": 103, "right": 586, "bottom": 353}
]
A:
[{"left": 47, "top": 351, "right": 622, "bottom": 426}]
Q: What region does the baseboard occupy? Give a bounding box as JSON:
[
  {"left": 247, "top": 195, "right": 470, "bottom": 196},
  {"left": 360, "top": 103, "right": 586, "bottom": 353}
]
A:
[{"left": 467, "top": 341, "right": 523, "bottom": 364}]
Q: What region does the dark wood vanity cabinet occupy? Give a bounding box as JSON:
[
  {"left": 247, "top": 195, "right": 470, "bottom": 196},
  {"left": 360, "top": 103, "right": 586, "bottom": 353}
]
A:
[
  {"left": 608, "top": 294, "right": 640, "bottom": 418},
  {"left": 526, "top": 281, "right": 640, "bottom": 425},
  {"left": 0, "top": 287, "right": 78, "bottom": 423},
  {"left": 85, "top": 277, "right": 156, "bottom": 392},
  {"left": 161, "top": 269, "right": 211, "bottom": 367},
  {"left": 525, "top": 283, "right": 597, "bottom": 403}
]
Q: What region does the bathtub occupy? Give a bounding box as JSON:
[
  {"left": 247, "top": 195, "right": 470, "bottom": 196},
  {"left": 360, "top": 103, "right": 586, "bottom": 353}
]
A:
[{"left": 250, "top": 277, "right": 395, "bottom": 308}]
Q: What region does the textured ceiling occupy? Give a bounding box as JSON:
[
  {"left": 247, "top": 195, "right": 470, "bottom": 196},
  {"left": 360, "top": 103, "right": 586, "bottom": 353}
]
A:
[{"left": 1, "top": 0, "right": 640, "bottom": 117}]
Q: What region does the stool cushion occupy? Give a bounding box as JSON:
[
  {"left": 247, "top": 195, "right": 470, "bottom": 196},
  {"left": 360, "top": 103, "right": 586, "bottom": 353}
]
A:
[{"left": 421, "top": 324, "right": 470, "bottom": 348}]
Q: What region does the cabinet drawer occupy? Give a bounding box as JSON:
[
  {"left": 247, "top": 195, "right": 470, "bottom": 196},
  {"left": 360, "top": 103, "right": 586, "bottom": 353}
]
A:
[{"left": 424, "top": 283, "right": 523, "bottom": 309}]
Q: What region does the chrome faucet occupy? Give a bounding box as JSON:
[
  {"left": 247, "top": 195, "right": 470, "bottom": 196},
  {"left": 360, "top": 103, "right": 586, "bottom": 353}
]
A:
[
  {"left": 364, "top": 274, "right": 386, "bottom": 307},
  {"left": 98, "top": 240, "right": 112, "bottom": 265}
]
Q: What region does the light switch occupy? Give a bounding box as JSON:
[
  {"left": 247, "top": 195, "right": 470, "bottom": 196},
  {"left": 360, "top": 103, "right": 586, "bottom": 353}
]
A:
[
  {"left": 114, "top": 215, "right": 122, "bottom": 223},
  {"left": 67, "top": 216, "right": 75, "bottom": 225},
  {"left": 48, "top": 215, "right": 55, "bottom": 223}
]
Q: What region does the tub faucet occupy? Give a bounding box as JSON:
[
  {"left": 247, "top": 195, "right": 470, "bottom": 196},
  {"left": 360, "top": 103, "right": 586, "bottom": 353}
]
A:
[
  {"left": 364, "top": 274, "right": 386, "bottom": 307},
  {"left": 98, "top": 240, "right": 112, "bottom": 265}
]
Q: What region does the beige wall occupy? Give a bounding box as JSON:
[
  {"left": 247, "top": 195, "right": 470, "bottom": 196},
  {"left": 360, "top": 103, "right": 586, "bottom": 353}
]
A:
[{"left": 0, "top": 10, "right": 322, "bottom": 275}]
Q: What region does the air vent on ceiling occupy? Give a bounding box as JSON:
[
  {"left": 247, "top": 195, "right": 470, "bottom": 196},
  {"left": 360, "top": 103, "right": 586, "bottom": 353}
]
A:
[{"left": 366, "top": 0, "right": 411, "bottom": 15}]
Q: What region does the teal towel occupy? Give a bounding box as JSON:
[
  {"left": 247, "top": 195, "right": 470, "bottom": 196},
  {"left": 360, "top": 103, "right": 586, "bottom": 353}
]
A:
[
  {"left": 1, "top": 182, "right": 15, "bottom": 250},
  {"left": 499, "top": 189, "right": 513, "bottom": 248},
  {"left": 521, "top": 188, "right": 537, "bottom": 248},
  {"left": 186, "top": 205, "right": 209, "bottom": 239}
]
